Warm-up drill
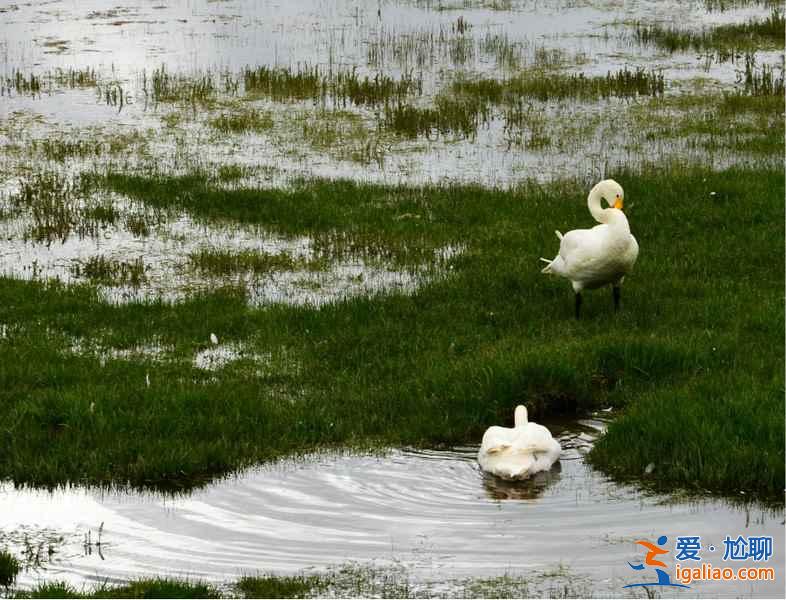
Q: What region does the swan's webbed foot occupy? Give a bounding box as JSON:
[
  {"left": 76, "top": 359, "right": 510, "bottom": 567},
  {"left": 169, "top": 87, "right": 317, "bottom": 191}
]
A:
[
  {"left": 612, "top": 285, "right": 620, "bottom": 312},
  {"left": 574, "top": 292, "right": 582, "bottom": 319}
]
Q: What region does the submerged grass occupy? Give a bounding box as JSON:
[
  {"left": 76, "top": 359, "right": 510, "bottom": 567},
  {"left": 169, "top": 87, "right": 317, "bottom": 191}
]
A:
[
  {"left": 187, "top": 249, "right": 325, "bottom": 275},
  {"left": 70, "top": 256, "right": 147, "bottom": 287},
  {"left": 141, "top": 65, "right": 219, "bottom": 107},
  {"left": 0, "top": 550, "right": 20, "bottom": 588},
  {"left": 14, "top": 579, "right": 220, "bottom": 599},
  {"left": 628, "top": 93, "right": 784, "bottom": 157},
  {"left": 383, "top": 67, "right": 663, "bottom": 139},
  {"left": 0, "top": 165, "right": 782, "bottom": 500},
  {"left": 1, "top": 67, "right": 97, "bottom": 97},
  {"left": 451, "top": 67, "right": 665, "bottom": 102},
  {"left": 633, "top": 9, "right": 785, "bottom": 54},
  {"left": 10, "top": 564, "right": 542, "bottom": 598},
  {"left": 7, "top": 172, "right": 118, "bottom": 242},
  {"left": 242, "top": 64, "right": 422, "bottom": 107},
  {"left": 208, "top": 108, "right": 274, "bottom": 135}
]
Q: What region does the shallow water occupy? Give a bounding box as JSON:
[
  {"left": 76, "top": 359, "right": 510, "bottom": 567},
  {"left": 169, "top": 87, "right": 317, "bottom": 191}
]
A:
[
  {"left": 1, "top": 0, "right": 781, "bottom": 300},
  {"left": 1, "top": 0, "right": 780, "bottom": 185},
  {"left": 2, "top": 418, "right": 782, "bottom": 597},
  {"left": 0, "top": 2, "right": 782, "bottom": 597}
]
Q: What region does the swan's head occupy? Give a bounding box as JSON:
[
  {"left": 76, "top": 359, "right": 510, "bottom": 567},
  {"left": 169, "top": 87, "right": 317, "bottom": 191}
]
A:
[
  {"left": 598, "top": 179, "right": 624, "bottom": 211},
  {"left": 514, "top": 405, "right": 528, "bottom": 427}
]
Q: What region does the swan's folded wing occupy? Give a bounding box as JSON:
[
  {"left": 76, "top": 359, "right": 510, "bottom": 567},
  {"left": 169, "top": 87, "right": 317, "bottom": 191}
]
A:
[
  {"left": 558, "top": 228, "right": 594, "bottom": 258},
  {"left": 485, "top": 444, "right": 512, "bottom": 455},
  {"left": 512, "top": 424, "right": 560, "bottom": 452}
]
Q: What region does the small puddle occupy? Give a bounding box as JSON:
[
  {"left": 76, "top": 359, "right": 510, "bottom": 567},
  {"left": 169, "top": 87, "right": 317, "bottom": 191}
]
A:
[
  {"left": 1, "top": 417, "right": 781, "bottom": 597},
  {"left": 0, "top": 189, "right": 456, "bottom": 306}
]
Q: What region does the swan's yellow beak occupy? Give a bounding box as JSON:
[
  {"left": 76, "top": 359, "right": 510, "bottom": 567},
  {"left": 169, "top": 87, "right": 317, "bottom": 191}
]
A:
[{"left": 613, "top": 195, "right": 623, "bottom": 210}]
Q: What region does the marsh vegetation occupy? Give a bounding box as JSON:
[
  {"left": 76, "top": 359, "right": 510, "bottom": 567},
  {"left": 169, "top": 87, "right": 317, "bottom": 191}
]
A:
[{"left": 0, "top": 0, "right": 783, "bottom": 594}]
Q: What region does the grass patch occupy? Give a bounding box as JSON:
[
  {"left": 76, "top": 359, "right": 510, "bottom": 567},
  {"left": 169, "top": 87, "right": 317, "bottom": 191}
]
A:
[
  {"left": 209, "top": 108, "right": 274, "bottom": 135},
  {"left": 367, "top": 23, "right": 475, "bottom": 71},
  {"left": 0, "top": 165, "right": 782, "bottom": 500},
  {"left": 628, "top": 93, "right": 784, "bottom": 157},
  {"left": 34, "top": 138, "right": 104, "bottom": 162},
  {"left": 8, "top": 172, "right": 118, "bottom": 242},
  {"left": 70, "top": 256, "right": 147, "bottom": 286},
  {"left": 451, "top": 67, "right": 665, "bottom": 103},
  {"left": 141, "top": 65, "right": 219, "bottom": 107},
  {"left": 242, "top": 64, "right": 422, "bottom": 106},
  {"left": 29, "top": 131, "right": 148, "bottom": 163},
  {"left": 633, "top": 10, "right": 785, "bottom": 54},
  {"left": 383, "top": 67, "right": 663, "bottom": 139},
  {"left": 7, "top": 564, "right": 592, "bottom": 598},
  {"left": 187, "top": 249, "right": 325, "bottom": 275},
  {"left": 703, "top": 0, "right": 781, "bottom": 10},
  {"left": 235, "top": 574, "right": 326, "bottom": 598},
  {"left": 0, "top": 550, "right": 20, "bottom": 588},
  {"left": 15, "top": 578, "right": 219, "bottom": 599},
  {"left": 383, "top": 93, "right": 485, "bottom": 139},
  {"left": 1, "top": 67, "right": 97, "bottom": 97},
  {"left": 294, "top": 109, "right": 389, "bottom": 166}
]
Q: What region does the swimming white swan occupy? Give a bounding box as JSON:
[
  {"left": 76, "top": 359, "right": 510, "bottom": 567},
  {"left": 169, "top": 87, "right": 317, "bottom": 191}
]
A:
[
  {"left": 540, "top": 179, "right": 639, "bottom": 318},
  {"left": 477, "top": 405, "right": 561, "bottom": 480}
]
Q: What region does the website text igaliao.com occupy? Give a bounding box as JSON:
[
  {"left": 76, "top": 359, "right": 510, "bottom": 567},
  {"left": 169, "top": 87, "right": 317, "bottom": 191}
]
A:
[{"left": 675, "top": 563, "right": 776, "bottom": 585}]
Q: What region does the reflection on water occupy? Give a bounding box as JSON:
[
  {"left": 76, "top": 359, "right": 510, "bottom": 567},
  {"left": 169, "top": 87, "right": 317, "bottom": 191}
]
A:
[
  {"left": 0, "top": 0, "right": 780, "bottom": 188},
  {"left": 1, "top": 418, "right": 782, "bottom": 598},
  {"left": 482, "top": 462, "right": 562, "bottom": 501}
]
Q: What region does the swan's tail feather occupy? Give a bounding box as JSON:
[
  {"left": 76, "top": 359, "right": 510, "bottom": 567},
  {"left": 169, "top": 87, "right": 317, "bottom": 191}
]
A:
[
  {"left": 555, "top": 230, "right": 563, "bottom": 240},
  {"left": 539, "top": 257, "right": 551, "bottom": 264},
  {"left": 540, "top": 257, "right": 554, "bottom": 274}
]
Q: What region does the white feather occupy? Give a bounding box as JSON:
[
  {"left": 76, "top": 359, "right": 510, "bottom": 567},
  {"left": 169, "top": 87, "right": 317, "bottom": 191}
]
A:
[
  {"left": 540, "top": 179, "right": 638, "bottom": 293},
  {"left": 477, "top": 405, "right": 561, "bottom": 480}
]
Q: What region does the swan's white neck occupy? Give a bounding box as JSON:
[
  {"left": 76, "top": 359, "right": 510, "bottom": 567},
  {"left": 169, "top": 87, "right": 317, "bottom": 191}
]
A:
[
  {"left": 587, "top": 183, "right": 611, "bottom": 223},
  {"left": 514, "top": 405, "right": 528, "bottom": 427},
  {"left": 587, "top": 182, "right": 630, "bottom": 232}
]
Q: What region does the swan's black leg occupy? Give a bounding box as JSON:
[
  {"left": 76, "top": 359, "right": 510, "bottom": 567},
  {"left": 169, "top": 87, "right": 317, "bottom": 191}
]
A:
[
  {"left": 574, "top": 292, "right": 582, "bottom": 319},
  {"left": 612, "top": 285, "right": 620, "bottom": 312}
]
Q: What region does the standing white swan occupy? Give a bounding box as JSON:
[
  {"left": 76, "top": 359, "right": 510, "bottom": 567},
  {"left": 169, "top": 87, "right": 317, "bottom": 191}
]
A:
[
  {"left": 478, "top": 405, "right": 561, "bottom": 480},
  {"left": 540, "top": 179, "right": 639, "bottom": 318}
]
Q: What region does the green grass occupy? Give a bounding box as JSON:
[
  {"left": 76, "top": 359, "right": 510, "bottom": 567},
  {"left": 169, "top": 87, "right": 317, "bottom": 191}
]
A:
[
  {"left": 208, "top": 109, "right": 274, "bottom": 135},
  {"left": 0, "top": 550, "right": 20, "bottom": 588},
  {"left": 0, "top": 164, "right": 782, "bottom": 500},
  {"left": 27, "top": 128, "right": 150, "bottom": 166},
  {"left": 383, "top": 68, "right": 664, "bottom": 139},
  {"left": 235, "top": 574, "right": 327, "bottom": 598},
  {"left": 34, "top": 138, "right": 104, "bottom": 162},
  {"left": 141, "top": 65, "right": 218, "bottom": 106},
  {"left": 15, "top": 579, "right": 219, "bottom": 599},
  {"left": 452, "top": 67, "right": 665, "bottom": 102},
  {"left": 9, "top": 172, "right": 119, "bottom": 242},
  {"left": 703, "top": 0, "right": 781, "bottom": 10},
  {"left": 1, "top": 67, "right": 98, "bottom": 97},
  {"left": 6, "top": 565, "right": 558, "bottom": 598},
  {"left": 242, "top": 64, "right": 422, "bottom": 106},
  {"left": 628, "top": 93, "right": 784, "bottom": 157},
  {"left": 633, "top": 10, "right": 785, "bottom": 54},
  {"left": 70, "top": 256, "right": 147, "bottom": 286}
]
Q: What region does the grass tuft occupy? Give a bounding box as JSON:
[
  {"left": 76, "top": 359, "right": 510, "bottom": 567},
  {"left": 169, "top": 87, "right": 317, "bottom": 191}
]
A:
[
  {"left": 70, "top": 256, "right": 147, "bottom": 286},
  {"left": 0, "top": 551, "right": 20, "bottom": 588},
  {"left": 209, "top": 109, "right": 274, "bottom": 135},
  {"left": 633, "top": 9, "right": 785, "bottom": 54},
  {"left": 188, "top": 249, "right": 325, "bottom": 275}
]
